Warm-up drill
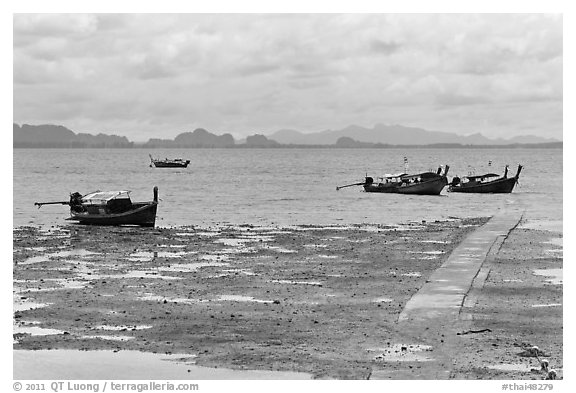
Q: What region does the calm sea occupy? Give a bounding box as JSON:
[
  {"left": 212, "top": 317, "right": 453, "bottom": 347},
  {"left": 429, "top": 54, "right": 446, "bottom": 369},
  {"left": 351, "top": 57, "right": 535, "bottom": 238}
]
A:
[{"left": 12, "top": 148, "right": 562, "bottom": 230}]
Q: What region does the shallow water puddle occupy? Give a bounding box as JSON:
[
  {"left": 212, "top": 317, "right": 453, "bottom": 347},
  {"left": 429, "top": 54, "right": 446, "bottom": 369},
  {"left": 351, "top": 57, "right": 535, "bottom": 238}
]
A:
[
  {"left": 218, "top": 295, "right": 274, "bottom": 303},
  {"left": 121, "top": 270, "right": 183, "bottom": 280},
  {"left": 20, "top": 249, "right": 100, "bottom": 265},
  {"left": 222, "top": 269, "right": 257, "bottom": 276},
  {"left": 81, "top": 335, "right": 136, "bottom": 342},
  {"left": 219, "top": 246, "right": 257, "bottom": 254},
  {"left": 157, "top": 262, "right": 230, "bottom": 272},
  {"left": 14, "top": 321, "right": 64, "bottom": 337},
  {"left": 372, "top": 297, "right": 394, "bottom": 303},
  {"left": 214, "top": 238, "right": 251, "bottom": 247},
  {"left": 408, "top": 250, "right": 444, "bottom": 255},
  {"left": 401, "top": 272, "right": 422, "bottom": 277},
  {"left": 127, "top": 250, "right": 191, "bottom": 262},
  {"left": 25, "top": 246, "right": 47, "bottom": 252},
  {"left": 189, "top": 231, "right": 219, "bottom": 237},
  {"left": 13, "top": 349, "right": 312, "bottom": 379},
  {"left": 531, "top": 303, "right": 562, "bottom": 308},
  {"left": 370, "top": 344, "right": 435, "bottom": 362},
  {"left": 544, "top": 238, "right": 563, "bottom": 247},
  {"left": 15, "top": 278, "right": 91, "bottom": 292},
  {"left": 391, "top": 224, "right": 427, "bottom": 231},
  {"left": 92, "top": 324, "right": 153, "bottom": 331},
  {"left": 420, "top": 240, "right": 451, "bottom": 244},
  {"left": 293, "top": 225, "right": 355, "bottom": 231},
  {"left": 139, "top": 294, "right": 208, "bottom": 304},
  {"left": 13, "top": 296, "right": 51, "bottom": 312},
  {"left": 533, "top": 269, "right": 563, "bottom": 285},
  {"left": 271, "top": 279, "right": 323, "bottom": 286},
  {"left": 200, "top": 254, "right": 231, "bottom": 262},
  {"left": 545, "top": 249, "right": 563, "bottom": 257},
  {"left": 215, "top": 235, "right": 275, "bottom": 247},
  {"left": 19, "top": 255, "right": 51, "bottom": 265}
]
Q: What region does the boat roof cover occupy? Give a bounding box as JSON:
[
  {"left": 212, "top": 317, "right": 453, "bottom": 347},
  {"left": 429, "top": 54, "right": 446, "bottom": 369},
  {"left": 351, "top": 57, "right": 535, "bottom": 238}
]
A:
[
  {"left": 385, "top": 172, "right": 439, "bottom": 179},
  {"left": 82, "top": 190, "right": 131, "bottom": 204},
  {"left": 466, "top": 173, "right": 500, "bottom": 180},
  {"left": 384, "top": 173, "right": 408, "bottom": 178},
  {"left": 403, "top": 172, "right": 440, "bottom": 179}
]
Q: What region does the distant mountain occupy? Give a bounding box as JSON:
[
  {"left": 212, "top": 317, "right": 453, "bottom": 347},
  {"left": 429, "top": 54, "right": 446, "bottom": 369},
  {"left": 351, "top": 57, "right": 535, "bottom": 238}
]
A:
[
  {"left": 13, "top": 122, "right": 561, "bottom": 149},
  {"left": 244, "top": 134, "right": 279, "bottom": 147},
  {"left": 174, "top": 128, "right": 235, "bottom": 147},
  {"left": 143, "top": 128, "right": 235, "bottom": 148},
  {"left": 335, "top": 137, "right": 378, "bottom": 148},
  {"left": 334, "top": 136, "right": 562, "bottom": 149},
  {"left": 267, "top": 124, "right": 560, "bottom": 146},
  {"left": 13, "top": 123, "right": 133, "bottom": 148}
]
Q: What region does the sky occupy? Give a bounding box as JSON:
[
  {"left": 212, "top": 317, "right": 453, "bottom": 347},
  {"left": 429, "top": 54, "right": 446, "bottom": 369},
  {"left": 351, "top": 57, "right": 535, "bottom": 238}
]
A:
[{"left": 13, "top": 12, "right": 563, "bottom": 142}]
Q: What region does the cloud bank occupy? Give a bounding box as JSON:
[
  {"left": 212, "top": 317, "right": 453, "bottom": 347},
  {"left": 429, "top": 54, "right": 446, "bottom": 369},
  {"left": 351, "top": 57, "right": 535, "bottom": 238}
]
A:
[{"left": 13, "top": 13, "right": 563, "bottom": 141}]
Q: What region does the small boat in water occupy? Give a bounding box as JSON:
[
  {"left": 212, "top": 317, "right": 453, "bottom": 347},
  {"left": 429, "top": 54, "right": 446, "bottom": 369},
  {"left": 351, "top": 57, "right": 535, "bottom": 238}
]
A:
[
  {"left": 35, "top": 187, "right": 159, "bottom": 227},
  {"left": 448, "top": 164, "right": 522, "bottom": 194},
  {"left": 337, "top": 166, "right": 449, "bottom": 196},
  {"left": 149, "top": 154, "right": 190, "bottom": 168}
]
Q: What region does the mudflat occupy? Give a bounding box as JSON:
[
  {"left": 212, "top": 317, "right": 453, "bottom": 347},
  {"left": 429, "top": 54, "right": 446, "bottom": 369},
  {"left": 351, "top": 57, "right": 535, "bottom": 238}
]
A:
[
  {"left": 450, "top": 225, "right": 563, "bottom": 380},
  {"left": 13, "top": 218, "right": 486, "bottom": 379}
]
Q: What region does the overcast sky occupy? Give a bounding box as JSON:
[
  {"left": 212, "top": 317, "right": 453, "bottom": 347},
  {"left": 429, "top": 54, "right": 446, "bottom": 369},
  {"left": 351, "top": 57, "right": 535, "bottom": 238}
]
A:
[{"left": 13, "top": 13, "right": 563, "bottom": 142}]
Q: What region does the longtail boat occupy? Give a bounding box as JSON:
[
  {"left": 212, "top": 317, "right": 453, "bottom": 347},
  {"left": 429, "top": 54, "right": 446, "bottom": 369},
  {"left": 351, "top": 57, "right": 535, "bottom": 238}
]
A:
[
  {"left": 337, "top": 165, "right": 449, "bottom": 196},
  {"left": 448, "top": 164, "right": 522, "bottom": 194},
  {"left": 149, "top": 154, "right": 190, "bottom": 168},
  {"left": 34, "top": 187, "right": 159, "bottom": 227}
]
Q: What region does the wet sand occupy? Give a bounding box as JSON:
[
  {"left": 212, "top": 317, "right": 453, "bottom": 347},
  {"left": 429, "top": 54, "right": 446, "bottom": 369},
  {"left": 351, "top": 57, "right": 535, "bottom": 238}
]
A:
[
  {"left": 449, "top": 223, "right": 563, "bottom": 380},
  {"left": 14, "top": 219, "right": 485, "bottom": 379},
  {"left": 12, "top": 217, "right": 563, "bottom": 380}
]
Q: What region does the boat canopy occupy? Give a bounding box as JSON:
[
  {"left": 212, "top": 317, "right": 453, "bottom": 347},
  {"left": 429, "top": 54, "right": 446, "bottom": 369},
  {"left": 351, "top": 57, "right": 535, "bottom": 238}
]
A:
[
  {"left": 403, "top": 172, "right": 440, "bottom": 180},
  {"left": 466, "top": 173, "right": 500, "bottom": 181},
  {"left": 82, "top": 190, "right": 132, "bottom": 205},
  {"left": 384, "top": 173, "right": 408, "bottom": 179}
]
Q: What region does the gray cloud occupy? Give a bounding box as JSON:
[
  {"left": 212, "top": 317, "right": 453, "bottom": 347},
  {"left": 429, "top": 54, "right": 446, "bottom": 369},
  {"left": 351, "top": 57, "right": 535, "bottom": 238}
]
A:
[{"left": 371, "top": 39, "right": 401, "bottom": 55}]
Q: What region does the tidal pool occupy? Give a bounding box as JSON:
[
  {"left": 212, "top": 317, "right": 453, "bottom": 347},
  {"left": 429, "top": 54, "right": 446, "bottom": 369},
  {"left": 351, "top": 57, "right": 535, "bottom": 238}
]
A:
[{"left": 13, "top": 349, "right": 312, "bottom": 379}]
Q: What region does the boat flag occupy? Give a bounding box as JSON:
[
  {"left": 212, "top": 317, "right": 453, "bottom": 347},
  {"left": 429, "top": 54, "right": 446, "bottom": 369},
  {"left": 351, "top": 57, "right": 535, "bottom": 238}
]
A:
[{"left": 403, "top": 156, "right": 409, "bottom": 172}]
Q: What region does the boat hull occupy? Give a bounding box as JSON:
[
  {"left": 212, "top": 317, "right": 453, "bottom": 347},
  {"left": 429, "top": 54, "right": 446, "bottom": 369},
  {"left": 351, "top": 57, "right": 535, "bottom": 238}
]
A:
[
  {"left": 364, "top": 178, "right": 447, "bottom": 195},
  {"left": 448, "top": 177, "right": 518, "bottom": 193},
  {"left": 67, "top": 202, "right": 158, "bottom": 227}
]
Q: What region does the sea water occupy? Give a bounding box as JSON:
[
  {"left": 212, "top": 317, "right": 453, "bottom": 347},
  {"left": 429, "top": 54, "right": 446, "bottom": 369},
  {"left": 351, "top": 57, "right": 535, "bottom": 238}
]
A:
[{"left": 13, "top": 148, "right": 562, "bottom": 229}]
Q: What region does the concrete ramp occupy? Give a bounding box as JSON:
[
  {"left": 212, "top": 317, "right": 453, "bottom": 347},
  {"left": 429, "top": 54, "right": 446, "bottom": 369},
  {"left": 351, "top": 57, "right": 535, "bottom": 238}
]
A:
[
  {"left": 370, "top": 210, "right": 523, "bottom": 380},
  {"left": 398, "top": 212, "right": 523, "bottom": 323}
]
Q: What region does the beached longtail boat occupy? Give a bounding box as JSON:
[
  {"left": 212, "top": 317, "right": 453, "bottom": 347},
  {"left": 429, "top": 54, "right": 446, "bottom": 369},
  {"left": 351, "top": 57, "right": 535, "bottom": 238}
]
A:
[
  {"left": 448, "top": 164, "right": 522, "bottom": 194},
  {"left": 149, "top": 154, "right": 190, "bottom": 168},
  {"left": 34, "top": 187, "right": 159, "bottom": 227},
  {"left": 337, "top": 165, "right": 449, "bottom": 196}
]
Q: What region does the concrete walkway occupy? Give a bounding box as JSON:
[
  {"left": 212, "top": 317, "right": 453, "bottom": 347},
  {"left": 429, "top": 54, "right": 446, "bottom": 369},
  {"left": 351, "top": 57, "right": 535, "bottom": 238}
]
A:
[{"left": 370, "top": 209, "right": 524, "bottom": 379}]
